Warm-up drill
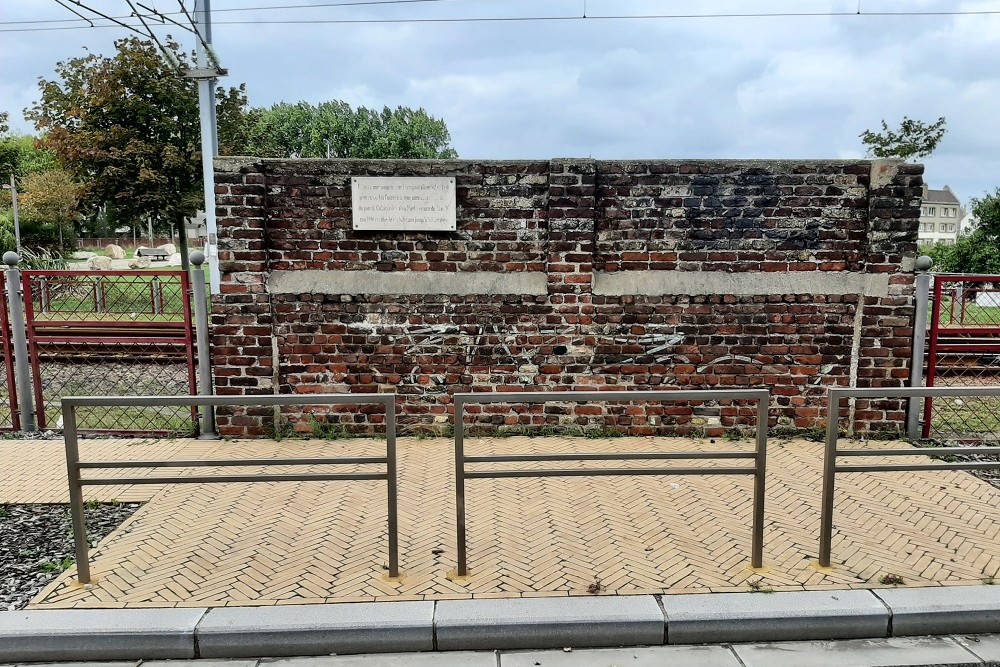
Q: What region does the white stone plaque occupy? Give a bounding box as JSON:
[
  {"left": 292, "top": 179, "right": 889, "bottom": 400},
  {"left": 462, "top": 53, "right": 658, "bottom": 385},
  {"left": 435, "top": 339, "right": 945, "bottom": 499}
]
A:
[{"left": 351, "top": 177, "right": 457, "bottom": 231}]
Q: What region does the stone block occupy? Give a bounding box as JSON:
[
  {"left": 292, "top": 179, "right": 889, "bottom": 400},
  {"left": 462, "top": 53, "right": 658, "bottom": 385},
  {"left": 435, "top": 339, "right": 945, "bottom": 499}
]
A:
[
  {"left": 663, "top": 590, "right": 888, "bottom": 644},
  {"left": 731, "top": 636, "right": 979, "bottom": 667},
  {"left": 874, "top": 585, "right": 1000, "bottom": 636},
  {"left": 195, "top": 601, "right": 433, "bottom": 657},
  {"left": 0, "top": 608, "right": 206, "bottom": 662},
  {"left": 434, "top": 596, "right": 664, "bottom": 651}
]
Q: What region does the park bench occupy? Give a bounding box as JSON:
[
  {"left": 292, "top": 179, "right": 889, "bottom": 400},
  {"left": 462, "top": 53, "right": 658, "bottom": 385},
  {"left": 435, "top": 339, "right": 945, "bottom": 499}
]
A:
[{"left": 135, "top": 247, "right": 170, "bottom": 261}]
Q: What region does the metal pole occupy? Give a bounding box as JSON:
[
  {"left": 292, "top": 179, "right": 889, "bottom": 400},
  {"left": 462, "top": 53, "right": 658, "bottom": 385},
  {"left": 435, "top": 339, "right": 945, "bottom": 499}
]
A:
[
  {"left": 4, "top": 252, "right": 35, "bottom": 432},
  {"left": 190, "top": 252, "right": 217, "bottom": 439},
  {"left": 818, "top": 389, "right": 842, "bottom": 567},
  {"left": 63, "top": 403, "right": 91, "bottom": 584},
  {"left": 906, "top": 257, "right": 933, "bottom": 438},
  {"left": 455, "top": 396, "right": 468, "bottom": 576},
  {"left": 751, "top": 395, "right": 768, "bottom": 569},
  {"left": 385, "top": 396, "right": 399, "bottom": 577},
  {"left": 194, "top": 0, "right": 221, "bottom": 295}
]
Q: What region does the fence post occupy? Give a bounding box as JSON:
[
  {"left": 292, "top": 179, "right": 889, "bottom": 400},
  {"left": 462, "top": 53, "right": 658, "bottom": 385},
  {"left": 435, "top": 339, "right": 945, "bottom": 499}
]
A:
[
  {"left": 3, "top": 252, "right": 36, "bottom": 432},
  {"left": 190, "top": 251, "right": 218, "bottom": 439},
  {"left": 906, "top": 256, "right": 933, "bottom": 438}
]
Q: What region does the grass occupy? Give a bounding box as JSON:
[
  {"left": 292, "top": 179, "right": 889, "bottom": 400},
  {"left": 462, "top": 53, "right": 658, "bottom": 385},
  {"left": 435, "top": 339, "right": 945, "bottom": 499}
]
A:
[
  {"left": 747, "top": 578, "right": 774, "bottom": 594},
  {"left": 932, "top": 295, "right": 1000, "bottom": 326},
  {"left": 878, "top": 573, "right": 906, "bottom": 586},
  {"left": 928, "top": 395, "right": 1000, "bottom": 438},
  {"left": 38, "top": 557, "right": 75, "bottom": 574}
]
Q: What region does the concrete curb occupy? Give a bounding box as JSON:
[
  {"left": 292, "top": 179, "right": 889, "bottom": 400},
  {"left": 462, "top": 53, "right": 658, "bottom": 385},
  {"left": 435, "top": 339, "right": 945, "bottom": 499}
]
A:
[{"left": 2, "top": 587, "right": 999, "bottom": 661}]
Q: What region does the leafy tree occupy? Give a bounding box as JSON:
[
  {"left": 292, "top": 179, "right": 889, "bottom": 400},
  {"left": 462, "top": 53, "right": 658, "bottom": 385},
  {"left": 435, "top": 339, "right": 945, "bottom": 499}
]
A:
[
  {"left": 18, "top": 169, "right": 80, "bottom": 250},
  {"left": 860, "top": 116, "right": 947, "bottom": 161},
  {"left": 0, "top": 133, "right": 58, "bottom": 186},
  {"left": 25, "top": 37, "right": 250, "bottom": 246},
  {"left": 248, "top": 101, "right": 458, "bottom": 159},
  {"left": 929, "top": 188, "right": 1000, "bottom": 274}
]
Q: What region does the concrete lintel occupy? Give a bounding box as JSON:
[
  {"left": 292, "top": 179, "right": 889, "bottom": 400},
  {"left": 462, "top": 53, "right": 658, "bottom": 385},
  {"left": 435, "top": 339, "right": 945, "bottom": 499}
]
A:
[
  {"left": 0, "top": 608, "right": 207, "bottom": 662},
  {"left": 873, "top": 585, "right": 1000, "bottom": 636},
  {"left": 195, "top": 601, "right": 434, "bottom": 658},
  {"left": 268, "top": 270, "right": 548, "bottom": 296},
  {"left": 593, "top": 270, "right": 890, "bottom": 297},
  {"left": 663, "top": 590, "right": 888, "bottom": 644},
  {"left": 434, "top": 596, "right": 664, "bottom": 651}
]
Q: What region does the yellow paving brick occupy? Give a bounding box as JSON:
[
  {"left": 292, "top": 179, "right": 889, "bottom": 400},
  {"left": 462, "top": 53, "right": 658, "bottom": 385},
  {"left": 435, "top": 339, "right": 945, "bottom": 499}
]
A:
[{"left": 6, "top": 435, "right": 997, "bottom": 609}]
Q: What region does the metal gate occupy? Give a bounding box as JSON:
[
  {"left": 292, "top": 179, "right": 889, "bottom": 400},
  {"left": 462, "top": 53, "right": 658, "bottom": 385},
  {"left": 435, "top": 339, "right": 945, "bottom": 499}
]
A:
[
  {"left": 0, "top": 272, "right": 19, "bottom": 431},
  {"left": 922, "top": 274, "right": 1000, "bottom": 441},
  {"left": 19, "top": 269, "right": 198, "bottom": 434}
]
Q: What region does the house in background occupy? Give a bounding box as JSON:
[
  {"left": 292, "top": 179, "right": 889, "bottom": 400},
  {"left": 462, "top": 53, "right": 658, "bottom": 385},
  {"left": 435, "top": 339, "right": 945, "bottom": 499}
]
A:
[{"left": 919, "top": 184, "right": 965, "bottom": 246}]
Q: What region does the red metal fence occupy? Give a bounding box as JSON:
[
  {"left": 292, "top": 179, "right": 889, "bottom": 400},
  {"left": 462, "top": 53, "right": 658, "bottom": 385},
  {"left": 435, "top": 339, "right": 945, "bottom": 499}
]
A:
[
  {"left": 923, "top": 274, "right": 1000, "bottom": 441},
  {"left": 18, "top": 270, "right": 198, "bottom": 434},
  {"left": 0, "top": 272, "right": 19, "bottom": 431}
]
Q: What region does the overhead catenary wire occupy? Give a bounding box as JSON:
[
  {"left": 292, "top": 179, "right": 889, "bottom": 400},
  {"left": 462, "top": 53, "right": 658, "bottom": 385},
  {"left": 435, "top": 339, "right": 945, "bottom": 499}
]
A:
[{"left": 2, "top": 5, "right": 1000, "bottom": 32}]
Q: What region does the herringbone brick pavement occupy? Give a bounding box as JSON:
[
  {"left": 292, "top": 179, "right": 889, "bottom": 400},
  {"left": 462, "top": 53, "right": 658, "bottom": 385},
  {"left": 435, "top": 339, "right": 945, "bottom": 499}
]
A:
[{"left": 8, "top": 436, "right": 998, "bottom": 609}]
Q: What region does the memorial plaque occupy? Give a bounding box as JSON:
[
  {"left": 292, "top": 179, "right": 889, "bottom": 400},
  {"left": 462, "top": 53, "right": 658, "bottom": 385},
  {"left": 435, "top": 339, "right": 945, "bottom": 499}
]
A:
[{"left": 351, "top": 177, "right": 457, "bottom": 231}]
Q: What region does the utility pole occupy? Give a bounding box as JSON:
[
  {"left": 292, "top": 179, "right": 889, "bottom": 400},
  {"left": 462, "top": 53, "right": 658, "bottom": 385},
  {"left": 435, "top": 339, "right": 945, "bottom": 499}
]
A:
[{"left": 192, "top": 0, "right": 221, "bottom": 294}]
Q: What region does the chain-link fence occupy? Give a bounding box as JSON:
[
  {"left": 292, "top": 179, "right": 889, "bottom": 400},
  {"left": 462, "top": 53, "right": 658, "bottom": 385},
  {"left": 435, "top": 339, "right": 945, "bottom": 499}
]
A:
[
  {"left": 0, "top": 272, "right": 17, "bottom": 431},
  {"left": 21, "top": 270, "right": 197, "bottom": 435},
  {"left": 922, "top": 275, "right": 1000, "bottom": 443}
]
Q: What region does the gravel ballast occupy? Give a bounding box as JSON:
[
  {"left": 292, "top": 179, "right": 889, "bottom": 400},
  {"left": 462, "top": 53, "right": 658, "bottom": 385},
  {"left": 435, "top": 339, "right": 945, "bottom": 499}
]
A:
[{"left": 0, "top": 502, "right": 141, "bottom": 611}]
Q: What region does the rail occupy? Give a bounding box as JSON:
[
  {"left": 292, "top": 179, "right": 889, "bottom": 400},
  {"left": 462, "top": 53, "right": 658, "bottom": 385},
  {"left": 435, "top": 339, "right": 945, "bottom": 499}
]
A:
[
  {"left": 453, "top": 389, "right": 770, "bottom": 576},
  {"left": 818, "top": 386, "right": 1000, "bottom": 567},
  {"left": 63, "top": 393, "right": 399, "bottom": 583}
]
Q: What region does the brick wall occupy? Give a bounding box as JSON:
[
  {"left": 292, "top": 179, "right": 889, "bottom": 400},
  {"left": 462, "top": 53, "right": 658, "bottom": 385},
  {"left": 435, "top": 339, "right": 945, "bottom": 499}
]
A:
[{"left": 212, "top": 157, "right": 922, "bottom": 437}]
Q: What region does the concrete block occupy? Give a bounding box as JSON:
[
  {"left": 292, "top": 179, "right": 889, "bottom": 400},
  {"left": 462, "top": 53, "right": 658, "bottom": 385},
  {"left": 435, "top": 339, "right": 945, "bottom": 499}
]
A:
[
  {"left": 954, "top": 633, "right": 1000, "bottom": 663},
  {"left": 663, "top": 590, "right": 888, "bottom": 644},
  {"left": 501, "top": 645, "right": 742, "bottom": 666},
  {"left": 434, "top": 596, "right": 664, "bottom": 651},
  {"left": 195, "top": 602, "right": 433, "bottom": 658},
  {"left": 731, "top": 636, "right": 980, "bottom": 667},
  {"left": 874, "top": 586, "right": 1000, "bottom": 636},
  {"left": 0, "top": 608, "right": 206, "bottom": 662},
  {"left": 262, "top": 652, "right": 496, "bottom": 666}
]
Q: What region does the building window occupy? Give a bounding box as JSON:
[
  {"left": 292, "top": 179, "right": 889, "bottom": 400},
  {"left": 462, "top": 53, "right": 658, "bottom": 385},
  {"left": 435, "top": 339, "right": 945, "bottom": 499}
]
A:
[
  {"left": 928, "top": 206, "right": 936, "bottom": 216},
  {"left": 927, "top": 223, "right": 935, "bottom": 232}
]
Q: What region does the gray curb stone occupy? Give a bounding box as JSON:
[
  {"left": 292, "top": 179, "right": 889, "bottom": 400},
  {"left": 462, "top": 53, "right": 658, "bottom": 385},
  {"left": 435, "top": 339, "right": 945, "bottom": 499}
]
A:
[
  {"left": 0, "top": 608, "right": 207, "bottom": 662},
  {"left": 874, "top": 586, "right": 1000, "bottom": 636},
  {"left": 195, "top": 601, "right": 434, "bottom": 658},
  {"left": 730, "top": 636, "right": 982, "bottom": 667},
  {"left": 262, "top": 652, "right": 498, "bottom": 666},
  {"left": 663, "top": 590, "right": 889, "bottom": 644},
  {"left": 434, "top": 596, "right": 664, "bottom": 651}
]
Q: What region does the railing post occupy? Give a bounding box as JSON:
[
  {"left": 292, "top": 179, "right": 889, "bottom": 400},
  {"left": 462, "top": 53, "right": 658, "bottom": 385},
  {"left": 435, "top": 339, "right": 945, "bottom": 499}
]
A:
[
  {"left": 818, "top": 388, "right": 842, "bottom": 568},
  {"left": 3, "top": 252, "right": 36, "bottom": 432},
  {"left": 63, "top": 401, "right": 91, "bottom": 584},
  {"left": 385, "top": 395, "right": 399, "bottom": 578},
  {"left": 907, "top": 256, "right": 933, "bottom": 438},
  {"left": 455, "top": 395, "right": 468, "bottom": 576},
  {"left": 190, "top": 252, "right": 218, "bottom": 439},
  {"left": 751, "top": 394, "right": 768, "bottom": 569}
]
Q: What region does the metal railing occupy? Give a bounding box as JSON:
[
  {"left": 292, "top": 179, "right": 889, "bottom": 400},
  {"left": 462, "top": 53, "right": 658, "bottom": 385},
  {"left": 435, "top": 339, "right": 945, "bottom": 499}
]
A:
[
  {"left": 64, "top": 393, "right": 399, "bottom": 584},
  {"left": 819, "top": 386, "right": 1000, "bottom": 567},
  {"left": 453, "top": 389, "right": 770, "bottom": 576}
]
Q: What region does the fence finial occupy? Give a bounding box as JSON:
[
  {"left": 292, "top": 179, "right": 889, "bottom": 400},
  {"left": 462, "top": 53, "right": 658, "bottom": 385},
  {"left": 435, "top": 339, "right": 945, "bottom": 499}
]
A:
[
  {"left": 190, "top": 250, "right": 206, "bottom": 266},
  {"left": 2, "top": 251, "right": 19, "bottom": 267},
  {"left": 915, "top": 255, "right": 933, "bottom": 272}
]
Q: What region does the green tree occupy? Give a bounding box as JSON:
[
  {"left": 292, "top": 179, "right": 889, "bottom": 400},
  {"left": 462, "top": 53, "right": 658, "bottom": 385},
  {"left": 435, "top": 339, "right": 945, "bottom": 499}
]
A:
[
  {"left": 26, "top": 37, "right": 250, "bottom": 246},
  {"left": 248, "top": 101, "right": 458, "bottom": 159},
  {"left": 860, "top": 116, "right": 947, "bottom": 161},
  {"left": 929, "top": 188, "right": 1000, "bottom": 274},
  {"left": 18, "top": 169, "right": 80, "bottom": 250}
]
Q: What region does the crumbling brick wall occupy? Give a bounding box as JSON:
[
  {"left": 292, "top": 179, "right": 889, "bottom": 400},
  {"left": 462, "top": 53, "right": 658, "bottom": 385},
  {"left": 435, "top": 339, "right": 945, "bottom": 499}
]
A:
[{"left": 212, "top": 158, "right": 922, "bottom": 436}]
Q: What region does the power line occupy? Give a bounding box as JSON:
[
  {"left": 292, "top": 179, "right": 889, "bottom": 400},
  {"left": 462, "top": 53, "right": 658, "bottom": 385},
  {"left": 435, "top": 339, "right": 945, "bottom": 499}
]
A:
[{"left": 3, "top": 6, "right": 999, "bottom": 32}]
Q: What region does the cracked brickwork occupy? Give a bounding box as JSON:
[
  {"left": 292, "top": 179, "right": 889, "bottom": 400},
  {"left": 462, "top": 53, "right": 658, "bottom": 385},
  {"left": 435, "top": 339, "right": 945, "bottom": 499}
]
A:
[{"left": 211, "top": 158, "right": 922, "bottom": 437}]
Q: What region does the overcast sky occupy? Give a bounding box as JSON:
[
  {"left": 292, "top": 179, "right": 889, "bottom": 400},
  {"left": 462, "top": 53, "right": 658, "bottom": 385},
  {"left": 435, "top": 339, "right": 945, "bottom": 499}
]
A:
[{"left": 2, "top": 0, "right": 998, "bottom": 208}]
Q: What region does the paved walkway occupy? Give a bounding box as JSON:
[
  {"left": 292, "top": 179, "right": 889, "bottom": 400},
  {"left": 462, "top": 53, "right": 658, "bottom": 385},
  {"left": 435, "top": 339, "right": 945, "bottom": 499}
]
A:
[{"left": 2, "top": 436, "right": 998, "bottom": 609}]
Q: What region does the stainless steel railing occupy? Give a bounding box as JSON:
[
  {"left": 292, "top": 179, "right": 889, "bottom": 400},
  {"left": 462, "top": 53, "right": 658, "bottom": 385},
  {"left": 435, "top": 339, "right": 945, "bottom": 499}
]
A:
[
  {"left": 62, "top": 393, "right": 399, "bottom": 583},
  {"left": 818, "top": 385, "right": 1000, "bottom": 568},
  {"left": 452, "top": 389, "right": 770, "bottom": 576}
]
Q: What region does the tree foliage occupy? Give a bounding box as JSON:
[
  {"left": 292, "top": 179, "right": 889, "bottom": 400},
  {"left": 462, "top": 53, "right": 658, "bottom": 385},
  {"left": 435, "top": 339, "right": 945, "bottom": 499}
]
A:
[
  {"left": 26, "top": 37, "right": 248, "bottom": 230},
  {"left": 860, "top": 116, "right": 947, "bottom": 161},
  {"left": 929, "top": 188, "right": 1000, "bottom": 275},
  {"left": 18, "top": 169, "right": 80, "bottom": 249},
  {"left": 246, "top": 101, "right": 458, "bottom": 159}
]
